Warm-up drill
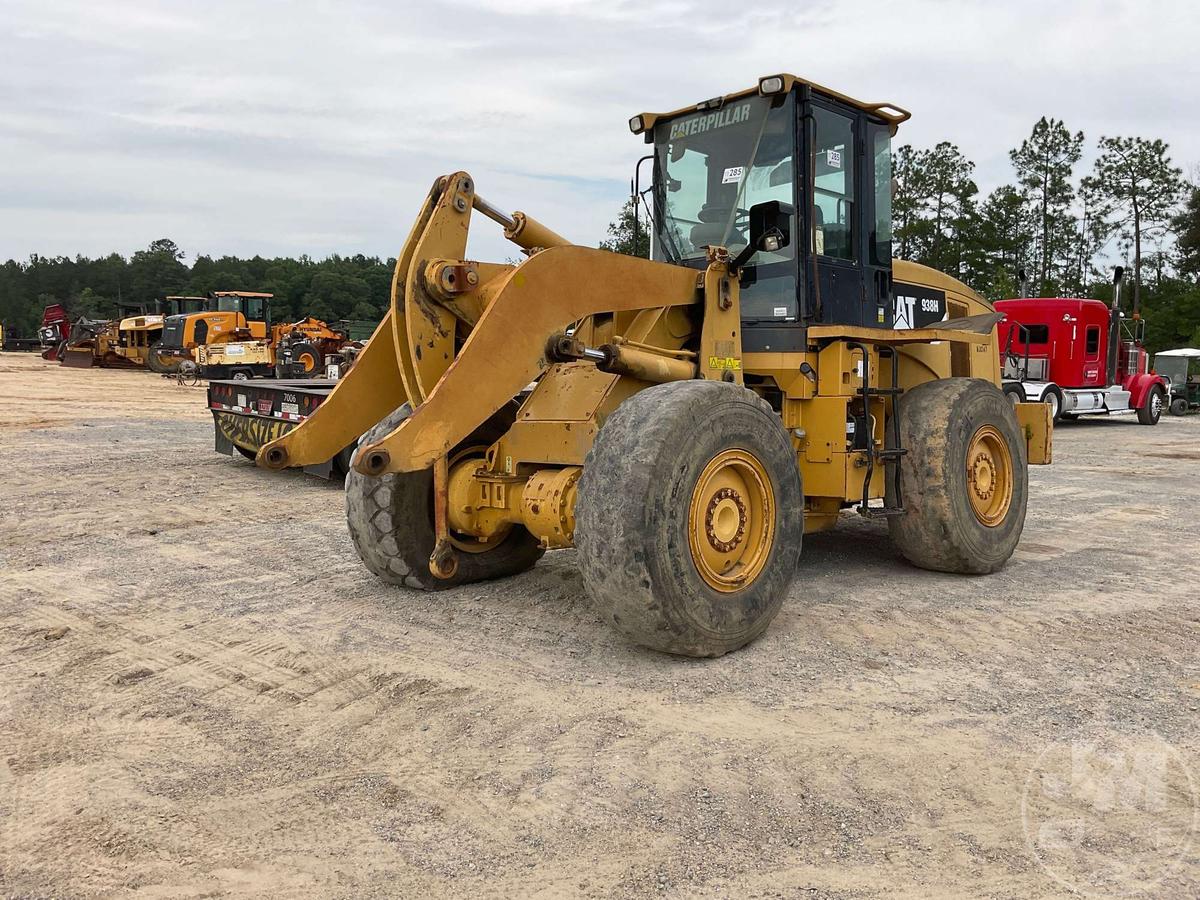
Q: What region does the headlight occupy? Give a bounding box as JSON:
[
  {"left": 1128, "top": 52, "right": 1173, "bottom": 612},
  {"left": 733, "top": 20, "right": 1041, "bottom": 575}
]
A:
[{"left": 759, "top": 75, "right": 785, "bottom": 95}]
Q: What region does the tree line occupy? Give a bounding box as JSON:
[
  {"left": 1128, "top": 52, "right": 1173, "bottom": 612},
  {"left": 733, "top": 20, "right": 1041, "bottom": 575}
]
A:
[
  {"left": 4, "top": 116, "right": 1199, "bottom": 355},
  {"left": 0, "top": 239, "right": 394, "bottom": 336},
  {"left": 599, "top": 118, "right": 1200, "bottom": 354}
]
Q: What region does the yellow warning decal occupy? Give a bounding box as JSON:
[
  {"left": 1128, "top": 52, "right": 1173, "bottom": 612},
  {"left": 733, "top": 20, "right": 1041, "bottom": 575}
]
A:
[{"left": 708, "top": 356, "right": 742, "bottom": 370}]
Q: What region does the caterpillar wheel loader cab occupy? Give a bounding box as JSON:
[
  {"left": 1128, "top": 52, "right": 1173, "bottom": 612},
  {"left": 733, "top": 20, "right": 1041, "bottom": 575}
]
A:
[{"left": 259, "top": 74, "right": 1051, "bottom": 657}]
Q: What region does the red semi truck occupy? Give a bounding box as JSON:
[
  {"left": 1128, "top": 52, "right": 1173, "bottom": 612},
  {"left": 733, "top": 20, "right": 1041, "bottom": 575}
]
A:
[{"left": 996, "top": 269, "right": 1167, "bottom": 425}]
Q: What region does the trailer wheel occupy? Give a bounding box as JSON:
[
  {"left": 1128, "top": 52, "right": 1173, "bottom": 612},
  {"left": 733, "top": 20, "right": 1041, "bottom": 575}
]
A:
[
  {"left": 575, "top": 381, "right": 804, "bottom": 658},
  {"left": 1170, "top": 396, "right": 1188, "bottom": 416},
  {"left": 887, "top": 378, "right": 1027, "bottom": 575},
  {"left": 1137, "top": 386, "right": 1164, "bottom": 425},
  {"left": 345, "top": 404, "right": 543, "bottom": 590}
]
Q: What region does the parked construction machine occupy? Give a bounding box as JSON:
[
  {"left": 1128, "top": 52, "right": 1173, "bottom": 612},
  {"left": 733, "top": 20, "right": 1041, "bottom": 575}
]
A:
[
  {"left": 38, "top": 304, "right": 72, "bottom": 361},
  {"left": 148, "top": 292, "right": 270, "bottom": 374},
  {"left": 257, "top": 74, "right": 1051, "bottom": 657},
  {"left": 59, "top": 317, "right": 137, "bottom": 368},
  {"left": 196, "top": 317, "right": 349, "bottom": 380}
]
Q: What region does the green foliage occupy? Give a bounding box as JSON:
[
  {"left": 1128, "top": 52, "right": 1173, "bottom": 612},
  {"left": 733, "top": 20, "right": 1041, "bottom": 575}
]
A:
[
  {"left": 599, "top": 198, "right": 650, "bottom": 259},
  {"left": 0, "top": 241, "right": 394, "bottom": 333},
  {"left": 1174, "top": 185, "right": 1200, "bottom": 278},
  {"left": 1009, "top": 118, "right": 1084, "bottom": 295},
  {"left": 1090, "top": 135, "right": 1186, "bottom": 311}
]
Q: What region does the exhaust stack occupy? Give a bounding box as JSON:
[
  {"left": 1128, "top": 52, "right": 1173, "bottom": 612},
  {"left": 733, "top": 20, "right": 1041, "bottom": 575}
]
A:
[{"left": 1106, "top": 267, "right": 1125, "bottom": 384}]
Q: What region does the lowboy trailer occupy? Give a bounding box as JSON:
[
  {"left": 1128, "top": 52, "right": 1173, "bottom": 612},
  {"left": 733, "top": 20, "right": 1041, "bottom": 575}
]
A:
[{"left": 208, "top": 378, "right": 359, "bottom": 478}]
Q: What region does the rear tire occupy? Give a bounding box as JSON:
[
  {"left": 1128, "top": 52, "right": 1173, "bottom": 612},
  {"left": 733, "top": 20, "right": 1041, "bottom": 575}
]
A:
[
  {"left": 345, "top": 405, "right": 543, "bottom": 590},
  {"left": 1170, "top": 396, "right": 1188, "bottom": 416},
  {"left": 1137, "top": 386, "right": 1164, "bottom": 425},
  {"left": 575, "top": 381, "right": 804, "bottom": 658},
  {"left": 887, "top": 378, "right": 1027, "bottom": 575}
]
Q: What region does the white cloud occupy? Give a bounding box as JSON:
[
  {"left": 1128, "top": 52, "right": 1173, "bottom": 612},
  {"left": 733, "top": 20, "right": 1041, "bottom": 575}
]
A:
[{"left": 1, "top": 0, "right": 1197, "bottom": 265}]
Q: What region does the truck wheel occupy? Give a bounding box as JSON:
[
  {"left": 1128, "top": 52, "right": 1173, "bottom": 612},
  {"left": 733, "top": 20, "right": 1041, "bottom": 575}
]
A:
[
  {"left": 1041, "top": 385, "right": 1064, "bottom": 422},
  {"left": 345, "top": 404, "right": 543, "bottom": 590},
  {"left": 235, "top": 445, "right": 257, "bottom": 461},
  {"left": 1001, "top": 383, "right": 1024, "bottom": 405},
  {"left": 575, "top": 381, "right": 804, "bottom": 658},
  {"left": 1137, "top": 386, "right": 1164, "bottom": 425},
  {"left": 1170, "top": 397, "right": 1188, "bottom": 416},
  {"left": 887, "top": 378, "right": 1027, "bottom": 575}
]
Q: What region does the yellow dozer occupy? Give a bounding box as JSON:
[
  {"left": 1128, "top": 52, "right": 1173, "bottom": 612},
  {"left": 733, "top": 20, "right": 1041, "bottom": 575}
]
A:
[{"left": 259, "top": 74, "right": 1052, "bottom": 657}]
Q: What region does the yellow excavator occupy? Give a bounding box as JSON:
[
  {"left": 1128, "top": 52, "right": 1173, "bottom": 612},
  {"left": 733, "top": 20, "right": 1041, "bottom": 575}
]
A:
[{"left": 258, "top": 73, "right": 1052, "bottom": 657}]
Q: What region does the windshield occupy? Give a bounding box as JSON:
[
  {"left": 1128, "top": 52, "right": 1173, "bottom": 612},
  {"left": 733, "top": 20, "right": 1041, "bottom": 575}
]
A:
[
  {"left": 216, "top": 296, "right": 267, "bottom": 319},
  {"left": 652, "top": 93, "right": 799, "bottom": 322},
  {"left": 653, "top": 95, "right": 795, "bottom": 263}
]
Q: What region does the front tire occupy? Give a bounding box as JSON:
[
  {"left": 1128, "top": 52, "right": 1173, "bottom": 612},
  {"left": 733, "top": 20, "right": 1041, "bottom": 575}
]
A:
[
  {"left": 888, "top": 378, "right": 1028, "bottom": 575},
  {"left": 345, "top": 405, "right": 543, "bottom": 590},
  {"left": 575, "top": 381, "right": 804, "bottom": 658},
  {"left": 1137, "top": 386, "right": 1164, "bottom": 425},
  {"left": 145, "top": 342, "right": 181, "bottom": 374},
  {"left": 1002, "top": 383, "right": 1024, "bottom": 406},
  {"left": 1170, "top": 396, "right": 1188, "bottom": 416},
  {"left": 1042, "top": 385, "right": 1064, "bottom": 422},
  {"left": 288, "top": 342, "right": 323, "bottom": 377}
]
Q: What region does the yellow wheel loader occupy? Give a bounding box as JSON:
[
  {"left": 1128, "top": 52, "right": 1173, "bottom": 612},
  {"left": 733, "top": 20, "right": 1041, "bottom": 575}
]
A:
[{"left": 258, "top": 74, "right": 1052, "bottom": 657}]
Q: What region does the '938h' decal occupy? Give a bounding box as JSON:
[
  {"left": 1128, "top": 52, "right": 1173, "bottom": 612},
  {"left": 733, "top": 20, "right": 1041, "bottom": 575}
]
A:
[{"left": 891, "top": 282, "right": 947, "bottom": 330}]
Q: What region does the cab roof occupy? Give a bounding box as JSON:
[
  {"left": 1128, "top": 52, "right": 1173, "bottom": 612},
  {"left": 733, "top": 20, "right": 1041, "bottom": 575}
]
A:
[
  {"left": 212, "top": 291, "right": 273, "bottom": 299},
  {"left": 631, "top": 73, "right": 911, "bottom": 139}
]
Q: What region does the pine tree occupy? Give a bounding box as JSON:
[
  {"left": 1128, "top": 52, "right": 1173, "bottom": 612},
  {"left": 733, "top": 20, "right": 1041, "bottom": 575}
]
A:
[
  {"left": 1009, "top": 118, "right": 1084, "bottom": 295},
  {"left": 1091, "top": 136, "right": 1186, "bottom": 312}
]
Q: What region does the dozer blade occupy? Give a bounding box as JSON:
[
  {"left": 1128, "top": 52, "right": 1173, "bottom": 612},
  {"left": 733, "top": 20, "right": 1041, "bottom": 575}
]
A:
[{"left": 61, "top": 348, "right": 97, "bottom": 368}]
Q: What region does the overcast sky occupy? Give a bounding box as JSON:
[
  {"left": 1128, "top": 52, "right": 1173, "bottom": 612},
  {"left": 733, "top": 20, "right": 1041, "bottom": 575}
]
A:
[{"left": 2, "top": 0, "right": 1198, "bottom": 266}]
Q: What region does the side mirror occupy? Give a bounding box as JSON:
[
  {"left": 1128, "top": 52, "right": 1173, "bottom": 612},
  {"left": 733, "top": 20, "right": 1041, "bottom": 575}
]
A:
[
  {"left": 731, "top": 200, "right": 793, "bottom": 269},
  {"left": 750, "top": 200, "right": 792, "bottom": 252}
]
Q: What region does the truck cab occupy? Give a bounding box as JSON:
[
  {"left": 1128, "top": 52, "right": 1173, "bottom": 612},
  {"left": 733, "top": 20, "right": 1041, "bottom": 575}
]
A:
[{"left": 996, "top": 288, "right": 1166, "bottom": 424}]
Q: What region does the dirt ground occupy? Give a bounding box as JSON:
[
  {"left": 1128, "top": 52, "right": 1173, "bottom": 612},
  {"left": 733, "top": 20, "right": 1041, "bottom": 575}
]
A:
[{"left": 1, "top": 351, "right": 1198, "bottom": 898}]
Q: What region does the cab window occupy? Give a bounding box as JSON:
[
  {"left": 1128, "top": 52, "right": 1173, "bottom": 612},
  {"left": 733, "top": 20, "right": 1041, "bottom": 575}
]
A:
[
  {"left": 871, "top": 127, "right": 892, "bottom": 266},
  {"left": 1023, "top": 324, "right": 1049, "bottom": 344},
  {"left": 1085, "top": 325, "right": 1101, "bottom": 358},
  {"left": 812, "top": 107, "right": 855, "bottom": 261}
]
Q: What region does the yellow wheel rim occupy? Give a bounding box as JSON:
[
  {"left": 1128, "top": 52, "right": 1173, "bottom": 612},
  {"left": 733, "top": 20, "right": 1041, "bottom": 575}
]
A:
[
  {"left": 687, "top": 449, "right": 775, "bottom": 593},
  {"left": 299, "top": 352, "right": 317, "bottom": 372},
  {"left": 966, "top": 425, "right": 1014, "bottom": 527}
]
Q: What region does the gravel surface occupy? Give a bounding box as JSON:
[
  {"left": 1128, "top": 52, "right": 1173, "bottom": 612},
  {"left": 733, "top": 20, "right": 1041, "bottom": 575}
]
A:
[{"left": 1, "top": 353, "right": 1198, "bottom": 898}]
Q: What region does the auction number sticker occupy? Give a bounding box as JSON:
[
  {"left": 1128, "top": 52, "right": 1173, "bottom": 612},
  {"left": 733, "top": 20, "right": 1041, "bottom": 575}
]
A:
[
  {"left": 826, "top": 149, "right": 842, "bottom": 169},
  {"left": 722, "top": 166, "right": 744, "bottom": 184}
]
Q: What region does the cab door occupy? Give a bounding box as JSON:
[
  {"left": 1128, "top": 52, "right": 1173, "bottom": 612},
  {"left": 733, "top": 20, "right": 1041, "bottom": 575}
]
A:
[{"left": 807, "top": 101, "right": 864, "bottom": 327}]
